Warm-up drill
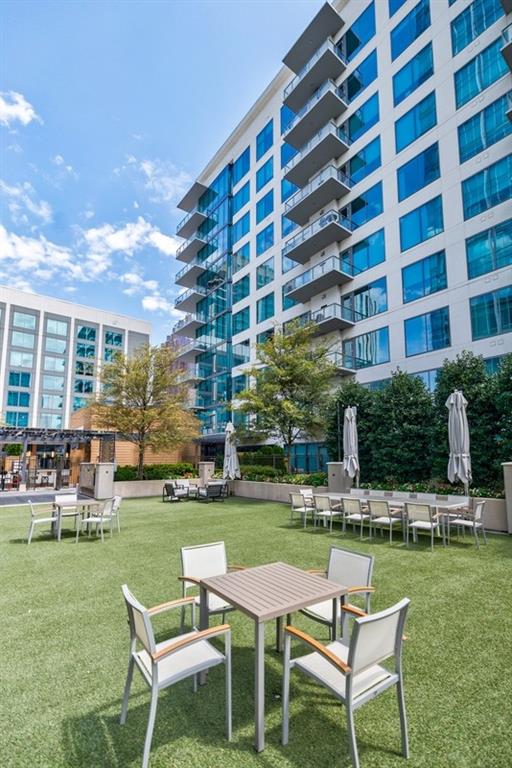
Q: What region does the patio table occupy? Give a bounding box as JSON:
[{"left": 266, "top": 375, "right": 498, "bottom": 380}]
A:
[
  {"left": 199, "top": 561, "right": 347, "bottom": 752},
  {"left": 53, "top": 498, "right": 101, "bottom": 540}
]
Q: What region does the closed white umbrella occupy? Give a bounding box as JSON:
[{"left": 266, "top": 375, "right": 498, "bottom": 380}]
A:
[
  {"left": 446, "top": 390, "right": 472, "bottom": 494},
  {"left": 223, "top": 421, "right": 241, "bottom": 480},
  {"left": 343, "top": 406, "right": 360, "bottom": 486}
]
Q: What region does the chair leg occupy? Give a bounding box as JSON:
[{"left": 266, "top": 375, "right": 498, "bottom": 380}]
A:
[
  {"left": 346, "top": 705, "right": 359, "bottom": 768},
  {"left": 282, "top": 634, "right": 291, "bottom": 746},
  {"left": 389, "top": 523, "right": 393, "bottom": 545},
  {"left": 142, "top": 685, "right": 159, "bottom": 768},
  {"left": 117, "top": 515, "right": 121, "bottom": 533},
  {"left": 482, "top": 526, "right": 488, "bottom": 545},
  {"left": 120, "top": 656, "right": 135, "bottom": 724},
  {"left": 75, "top": 520, "right": 80, "bottom": 544},
  {"left": 100, "top": 523, "right": 104, "bottom": 543},
  {"left": 57, "top": 515, "right": 62, "bottom": 542},
  {"left": 27, "top": 521, "right": 35, "bottom": 545},
  {"left": 474, "top": 525, "right": 480, "bottom": 550},
  {"left": 397, "top": 677, "right": 409, "bottom": 758},
  {"left": 225, "top": 635, "right": 232, "bottom": 741}
]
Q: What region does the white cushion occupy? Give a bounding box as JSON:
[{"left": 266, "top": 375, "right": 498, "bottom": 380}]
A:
[
  {"left": 450, "top": 517, "right": 481, "bottom": 528},
  {"left": 409, "top": 520, "right": 437, "bottom": 530},
  {"left": 373, "top": 516, "right": 401, "bottom": 525},
  {"left": 346, "top": 513, "right": 369, "bottom": 522}
]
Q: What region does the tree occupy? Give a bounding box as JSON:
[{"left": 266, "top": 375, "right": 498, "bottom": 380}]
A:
[
  {"left": 433, "top": 351, "right": 499, "bottom": 486},
  {"left": 233, "top": 323, "right": 336, "bottom": 472},
  {"left": 92, "top": 344, "right": 199, "bottom": 480},
  {"left": 325, "top": 380, "right": 375, "bottom": 482},
  {"left": 369, "top": 370, "right": 435, "bottom": 483},
  {"left": 496, "top": 354, "right": 512, "bottom": 468}
]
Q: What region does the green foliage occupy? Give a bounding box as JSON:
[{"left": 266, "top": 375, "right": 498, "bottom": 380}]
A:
[
  {"left": 238, "top": 447, "right": 286, "bottom": 471},
  {"left": 239, "top": 466, "right": 327, "bottom": 486},
  {"left": 325, "top": 380, "right": 375, "bottom": 482},
  {"left": 359, "top": 480, "right": 504, "bottom": 499},
  {"left": 239, "top": 465, "right": 283, "bottom": 481},
  {"left": 4, "top": 444, "right": 22, "bottom": 456},
  {"left": 114, "top": 463, "right": 194, "bottom": 481},
  {"left": 496, "top": 355, "right": 512, "bottom": 466}
]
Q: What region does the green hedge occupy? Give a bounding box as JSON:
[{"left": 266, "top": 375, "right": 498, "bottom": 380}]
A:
[
  {"left": 114, "top": 463, "right": 195, "bottom": 481},
  {"left": 359, "top": 480, "right": 505, "bottom": 499},
  {"left": 239, "top": 466, "right": 327, "bottom": 486}
]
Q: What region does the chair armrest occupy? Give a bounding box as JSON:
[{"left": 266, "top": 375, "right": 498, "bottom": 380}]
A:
[
  {"left": 285, "top": 625, "right": 351, "bottom": 675},
  {"left": 227, "top": 565, "right": 246, "bottom": 572},
  {"left": 151, "top": 623, "right": 231, "bottom": 662},
  {"left": 177, "top": 575, "right": 201, "bottom": 586},
  {"left": 342, "top": 604, "right": 367, "bottom": 618},
  {"left": 148, "top": 596, "right": 195, "bottom": 616},
  {"left": 306, "top": 568, "right": 327, "bottom": 575},
  {"left": 346, "top": 585, "right": 375, "bottom": 595}
]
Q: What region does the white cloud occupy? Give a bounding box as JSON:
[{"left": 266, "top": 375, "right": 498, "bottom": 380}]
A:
[
  {"left": 114, "top": 155, "right": 191, "bottom": 207},
  {"left": 52, "top": 154, "right": 75, "bottom": 175},
  {"left": 81, "top": 216, "right": 178, "bottom": 261},
  {"left": 0, "top": 91, "right": 41, "bottom": 128},
  {"left": 148, "top": 229, "right": 180, "bottom": 256},
  {"left": 0, "top": 180, "right": 53, "bottom": 225},
  {"left": 83, "top": 208, "right": 95, "bottom": 220},
  {"left": 120, "top": 272, "right": 159, "bottom": 296},
  {"left": 7, "top": 143, "right": 23, "bottom": 153}
]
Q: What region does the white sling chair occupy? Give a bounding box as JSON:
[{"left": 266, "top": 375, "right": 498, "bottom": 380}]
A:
[
  {"left": 27, "top": 501, "right": 58, "bottom": 544},
  {"left": 80, "top": 497, "right": 115, "bottom": 542},
  {"left": 121, "top": 585, "right": 231, "bottom": 768},
  {"left": 282, "top": 598, "right": 410, "bottom": 768}
]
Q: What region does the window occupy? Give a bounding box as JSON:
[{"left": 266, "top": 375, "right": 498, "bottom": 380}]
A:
[
  {"left": 232, "top": 146, "right": 250, "bottom": 186},
  {"left": 232, "top": 181, "right": 250, "bottom": 215},
  {"left": 232, "top": 374, "right": 247, "bottom": 395},
  {"left": 405, "top": 306, "right": 451, "bottom": 356},
  {"left": 41, "top": 394, "right": 63, "bottom": 409},
  {"left": 74, "top": 379, "right": 94, "bottom": 393},
  {"left": 341, "top": 228, "right": 385, "bottom": 275},
  {"left": 232, "top": 211, "right": 250, "bottom": 244},
  {"left": 77, "top": 325, "right": 96, "bottom": 341},
  {"left": 282, "top": 254, "right": 297, "bottom": 274},
  {"left": 349, "top": 136, "right": 381, "bottom": 184},
  {"left": 281, "top": 178, "right": 298, "bottom": 204},
  {"left": 451, "top": 0, "right": 503, "bottom": 56},
  {"left": 454, "top": 39, "right": 507, "bottom": 108},
  {"left": 395, "top": 91, "right": 437, "bottom": 153},
  {"left": 256, "top": 257, "right": 274, "bottom": 289},
  {"left": 280, "top": 105, "right": 295, "bottom": 134},
  {"left": 256, "top": 223, "right": 274, "bottom": 256},
  {"left": 346, "top": 49, "right": 377, "bottom": 103},
  {"left": 402, "top": 250, "right": 447, "bottom": 302},
  {"left": 282, "top": 214, "right": 298, "bottom": 238},
  {"left": 485, "top": 355, "right": 505, "bottom": 373},
  {"left": 281, "top": 141, "right": 298, "bottom": 168},
  {"left": 400, "top": 195, "right": 444, "bottom": 251},
  {"left": 11, "top": 331, "right": 34, "bottom": 349},
  {"left": 8, "top": 371, "right": 31, "bottom": 387},
  {"left": 13, "top": 311, "right": 36, "bottom": 329},
  {"left": 397, "top": 142, "right": 440, "bottom": 201},
  {"left": 257, "top": 292, "right": 274, "bottom": 323},
  {"left": 348, "top": 181, "right": 383, "bottom": 228},
  {"left": 7, "top": 391, "right": 30, "bottom": 407},
  {"left": 389, "top": 0, "right": 408, "bottom": 16},
  {"left": 105, "top": 330, "right": 123, "bottom": 346},
  {"left": 345, "top": 2, "right": 376, "bottom": 61},
  {"left": 462, "top": 155, "right": 512, "bottom": 220},
  {"left": 45, "top": 337, "right": 66, "bottom": 354},
  {"left": 393, "top": 43, "right": 433, "bottom": 106},
  {"left": 46, "top": 318, "right": 67, "bottom": 336},
  {"left": 44, "top": 356, "right": 65, "bottom": 372},
  {"left": 233, "top": 242, "right": 250, "bottom": 274},
  {"left": 6, "top": 411, "right": 29, "bottom": 427},
  {"left": 257, "top": 329, "right": 274, "bottom": 344},
  {"left": 282, "top": 285, "right": 299, "bottom": 311},
  {"left": 10, "top": 351, "right": 33, "bottom": 368},
  {"left": 256, "top": 119, "right": 273, "bottom": 160},
  {"left": 412, "top": 368, "right": 439, "bottom": 391},
  {"left": 458, "top": 94, "right": 512, "bottom": 163},
  {"left": 75, "top": 360, "right": 94, "bottom": 376},
  {"left": 42, "top": 375, "right": 64, "bottom": 391},
  {"left": 470, "top": 286, "right": 512, "bottom": 339},
  {"left": 232, "top": 307, "right": 250, "bottom": 334},
  {"left": 466, "top": 219, "right": 512, "bottom": 279},
  {"left": 345, "top": 277, "right": 388, "bottom": 319},
  {"left": 348, "top": 92, "right": 379, "bottom": 143},
  {"left": 104, "top": 348, "right": 118, "bottom": 362},
  {"left": 232, "top": 275, "right": 250, "bottom": 305},
  {"left": 343, "top": 327, "right": 390, "bottom": 368},
  {"left": 256, "top": 158, "right": 273, "bottom": 192},
  {"left": 76, "top": 342, "right": 95, "bottom": 358},
  {"left": 256, "top": 190, "right": 273, "bottom": 224},
  {"left": 391, "top": 0, "right": 431, "bottom": 60},
  {"left": 39, "top": 413, "right": 62, "bottom": 428}
]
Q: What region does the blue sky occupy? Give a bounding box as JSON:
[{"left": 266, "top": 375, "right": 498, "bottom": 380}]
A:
[{"left": 1, "top": 0, "right": 319, "bottom": 342}]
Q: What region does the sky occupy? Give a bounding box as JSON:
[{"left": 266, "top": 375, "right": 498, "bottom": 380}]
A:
[{"left": 0, "top": 0, "right": 320, "bottom": 342}]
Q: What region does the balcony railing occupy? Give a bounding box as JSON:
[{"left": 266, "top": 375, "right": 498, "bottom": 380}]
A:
[
  {"left": 502, "top": 23, "right": 512, "bottom": 45},
  {"left": 284, "top": 165, "right": 353, "bottom": 214},
  {"left": 283, "top": 79, "right": 347, "bottom": 138},
  {"left": 172, "top": 312, "right": 207, "bottom": 334},
  {"left": 284, "top": 255, "right": 354, "bottom": 294},
  {"left": 176, "top": 232, "right": 206, "bottom": 260},
  {"left": 283, "top": 38, "right": 347, "bottom": 101},
  {"left": 176, "top": 205, "right": 207, "bottom": 235},
  {"left": 284, "top": 121, "right": 350, "bottom": 175},
  {"left": 282, "top": 209, "right": 354, "bottom": 259},
  {"left": 174, "top": 285, "right": 207, "bottom": 307}
]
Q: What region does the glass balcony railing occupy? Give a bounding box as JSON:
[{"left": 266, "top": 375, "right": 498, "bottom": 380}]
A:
[
  {"left": 307, "top": 302, "right": 358, "bottom": 325},
  {"left": 284, "top": 165, "right": 353, "bottom": 214},
  {"left": 282, "top": 209, "right": 354, "bottom": 258},
  {"left": 502, "top": 23, "right": 512, "bottom": 45},
  {"left": 327, "top": 351, "right": 364, "bottom": 371},
  {"left": 283, "top": 80, "right": 347, "bottom": 136},
  {"left": 284, "top": 121, "right": 351, "bottom": 174},
  {"left": 172, "top": 313, "right": 207, "bottom": 334},
  {"left": 175, "top": 250, "right": 225, "bottom": 283},
  {"left": 284, "top": 255, "right": 355, "bottom": 295},
  {"left": 283, "top": 38, "right": 347, "bottom": 100},
  {"left": 176, "top": 232, "right": 206, "bottom": 259},
  {"left": 176, "top": 205, "right": 207, "bottom": 234},
  {"left": 175, "top": 285, "right": 207, "bottom": 307}
]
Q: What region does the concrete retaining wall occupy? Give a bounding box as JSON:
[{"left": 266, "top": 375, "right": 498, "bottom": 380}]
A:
[{"left": 233, "top": 480, "right": 327, "bottom": 503}]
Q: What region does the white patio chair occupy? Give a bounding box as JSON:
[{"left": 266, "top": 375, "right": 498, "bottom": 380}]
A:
[
  {"left": 301, "top": 546, "right": 375, "bottom": 640},
  {"left": 367, "top": 499, "right": 403, "bottom": 544},
  {"left": 120, "top": 585, "right": 231, "bottom": 768},
  {"left": 53, "top": 491, "right": 80, "bottom": 541},
  {"left": 405, "top": 503, "right": 442, "bottom": 551},
  {"left": 27, "top": 500, "right": 58, "bottom": 544},
  {"left": 313, "top": 495, "right": 344, "bottom": 533},
  {"left": 282, "top": 598, "right": 410, "bottom": 768},
  {"left": 179, "top": 541, "right": 245, "bottom": 628},
  {"left": 447, "top": 500, "right": 487, "bottom": 549},
  {"left": 80, "top": 497, "right": 115, "bottom": 542},
  {"left": 290, "top": 492, "right": 314, "bottom": 528},
  {"left": 343, "top": 497, "right": 370, "bottom": 539},
  {"left": 111, "top": 494, "right": 122, "bottom": 533}
]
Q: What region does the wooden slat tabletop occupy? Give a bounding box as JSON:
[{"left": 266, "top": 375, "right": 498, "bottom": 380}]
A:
[{"left": 201, "top": 561, "right": 347, "bottom": 622}]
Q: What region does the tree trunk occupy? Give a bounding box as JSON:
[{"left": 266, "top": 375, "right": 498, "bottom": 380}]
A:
[{"left": 137, "top": 443, "right": 145, "bottom": 481}]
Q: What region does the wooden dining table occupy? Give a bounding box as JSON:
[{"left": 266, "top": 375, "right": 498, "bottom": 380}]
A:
[{"left": 199, "top": 561, "right": 348, "bottom": 752}]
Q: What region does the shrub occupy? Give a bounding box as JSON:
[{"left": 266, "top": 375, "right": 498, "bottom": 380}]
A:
[
  {"left": 240, "top": 465, "right": 283, "bottom": 481},
  {"left": 359, "top": 480, "right": 504, "bottom": 499},
  {"left": 239, "top": 467, "right": 327, "bottom": 486},
  {"left": 4, "top": 444, "right": 22, "bottom": 456},
  {"left": 114, "top": 463, "right": 194, "bottom": 481}
]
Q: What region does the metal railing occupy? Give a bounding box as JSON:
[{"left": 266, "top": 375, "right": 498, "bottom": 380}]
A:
[
  {"left": 283, "top": 38, "right": 347, "bottom": 100},
  {"left": 284, "top": 165, "right": 353, "bottom": 215},
  {"left": 284, "top": 254, "right": 355, "bottom": 295},
  {"left": 282, "top": 209, "right": 354, "bottom": 258},
  {"left": 176, "top": 231, "right": 206, "bottom": 259},
  {"left": 174, "top": 285, "right": 207, "bottom": 307},
  {"left": 176, "top": 205, "right": 208, "bottom": 235},
  {"left": 283, "top": 121, "right": 351, "bottom": 175},
  {"left": 283, "top": 80, "right": 347, "bottom": 137},
  {"left": 172, "top": 312, "right": 207, "bottom": 333}
]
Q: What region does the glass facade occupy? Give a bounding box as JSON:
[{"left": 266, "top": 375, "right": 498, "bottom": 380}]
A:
[
  {"left": 466, "top": 219, "right": 512, "bottom": 279},
  {"left": 232, "top": 242, "right": 250, "bottom": 274},
  {"left": 462, "top": 155, "right": 512, "bottom": 220},
  {"left": 256, "top": 223, "right": 274, "bottom": 256},
  {"left": 256, "top": 190, "right": 273, "bottom": 223},
  {"left": 470, "top": 286, "right": 512, "bottom": 339},
  {"left": 347, "top": 92, "right": 379, "bottom": 142},
  {"left": 390, "top": 0, "right": 431, "bottom": 61},
  {"left": 404, "top": 306, "right": 451, "bottom": 356},
  {"left": 349, "top": 136, "right": 381, "bottom": 184},
  {"left": 402, "top": 250, "right": 447, "bottom": 303},
  {"left": 346, "top": 181, "right": 383, "bottom": 228},
  {"left": 233, "top": 307, "right": 250, "bottom": 334},
  {"left": 232, "top": 181, "right": 250, "bottom": 215},
  {"left": 341, "top": 228, "right": 385, "bottom": 275},
  {"left": 343, "top": 327, "right": 390, "bottom": 368},
  {"left": 256, "top": 157, "right": 273, "bottom": 192},
  {"left": 393, "top": 43, "right": 433, "bottom": 106},
  {"left": 232, "top": 146, "right": 250, "bottom": 185},
  {"left": 399, "top": 195, "right": 444, "bottom": 251},
  {"left": 454, "top": 38, "right": 507, "bottom": 108},
  {"left": 397, "top": 142, "right": 440, "bottom": 201},
  {"left": 389, "top": 0, "right": 408, "bottom": 17},
  {"left": 256, "top": 257, "right": 274, "bottom": 289},
  {"left": 344, "top": 277, "right": 388, "bottom": 319},
  {"left": 345, "top": 1, "right": 376, "bottom": 61},
  {"left": 451, "top": 0, "right": 503, "bottom": 56},
  {"left": 458, "top": 94, "right": 512, "bottom": 163},
  {"left": 232, "top": 211, "right": 250, "bottom": 243},
  {"left": 256, "top": 119, "right": 273, "bottom": 160},
  {"left": 257, "top": 292, "right": 275, "bottom": 323},
  {"left": 346, "top": 50, "right": 378, "bottom": 102},
  {"left": 395, "top": 91, "right": 437, "bottom": 153},
  {"left": 232, "top": 275, "right": 250, "bottom": 305}
]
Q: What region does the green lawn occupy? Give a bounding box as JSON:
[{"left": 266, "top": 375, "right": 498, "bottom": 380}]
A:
[{"left": 1, "top": 496, "right": 512, "bottom": 768}]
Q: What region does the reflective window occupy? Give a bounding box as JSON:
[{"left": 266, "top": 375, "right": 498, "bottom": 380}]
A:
[
  {"left": 42, "top": 375, "right": 65, "bottom": 391},
  {"left": 232, "top": 211, "right": 250, "bottom": 244},
  {"left": 74, "top": 379, "right": 94, "bottom": 393},
  {"left": 405, "top": 306, "right": 451, "bottom": 356},
  {"left": 46, "top": 318, "right": 67, "bottom": 336},
  {"left": 13, "top": 311, "right": 36, "bottom": 330},
  {"left": 256, "top": 223, "right": 274, "bottom": 256},
  {"left": 280, "top": 105, "right": 295, "bottom": 134},
  {"left": 281, "top": 178, "right": 298, "bottom": 203},
  {"left": 256, "top": 119, "right": 273, "bottom": 160},
  {"left": 347, "top": 181, "right": 383, "bottom": 228},
  {"left": 256, "top": 190, "right": 273, "bottom": 224},
  {"left": 232, "top": 181, "right": 250, "bottom": 215},
  {"left": 412, "top": 368, "right": 439, "bottom": 392},
  {"left": 232, "top": 374, "right": 247, "bottom": 395},
  {"left": 349, "top": 136, "right": 381, "bottom": 184},
  {"left": 75, "top": 360, "right": 94, "bottom": 376},
  {"left": 41, "top": 394, "right": 63, "bottom": 409},
  {"left": 256, "top": 157, "right": 273, "bottom": 192},
  {"left": 454, "top": 38, "right": 507, "bottom": 108},
  {"left": 232, "top": 147, "right": 250, "bottom": 186},
  {"left": 402, "top": 250, "right": 447, "bottom": 302},
  {"left": 462, "top": 155, "right": 512, "bottom": 220},
  {"left": 282, "top": 254, "right": 297, "bottom": 274},
  {"left": 7, "top": 391, "right": 30, "bottom": 407},
  {"left": 393, "top": 42, "right": 433, "bottom": 106},
  {"left": 341, "top": 228, "right": 385, "bottom": 275},
  {"left": 400, "top": 195, "right": 444, "bottom": 251},
  {"left": 466, "top": 219, "right": 512, "bottom": 279},
  {"left": 282, "top": 214, "right": 298, "bottom": 238},
  {"left": 391, "top": 0, "right": 431, "bottom": 61},
  {"left": 77, "top": 325, "right": 96, "bottom": 341},
  {"left": 8, "top": 371, "right": 31, "bottom": 387},
  {"left": 232, "top": 242, "right": 250, "bottom": 274},
  {"left": 282, "top": 284, "right": 299, "bottom": 311},
  {"left": 345, "top": 2, "right": 376, "bottom": 61},
  {"left": 256, "top": 292, "right": 275, "bottom": 323},
  {"left": 10, "top": 351, "right": 33, "bottom": 368},
  {"left": 6, "top": 411, "right": 29, "bottom": 427},
  {"left": 451, "top": 0, "right": 503, "bottom": 56},
  {"left": 470, "top": 286, "right": 512, "bottom": 339},
  {"left": 256, "top": 257, "right": 274, "bottom": 289},
  {"left": 44, "top": 356, "right": 66, "bottom": 372},
  {"left": 105, "top": 331, "right": 123, "bottom": 347},
  {"left": 345, "top": 277, "right": 388, "bottom": 319},
  {"left": 232, "top": 307, "right": 250, "bottom": 334},
  {"left": 343, "top": 327, "right": 390, "bottom": 368},
  {"left": 348, "top": 92, "right": 379, "bottom": 142},
  {"left": 12, "top": 331, "right": 34, "bottom": 349},
  {"left": 397, "top": 142, "right": 440, "bottom": 201},
  {"left": 395, "top": 91, "right": 437, "bottom": 153},
  {"left": 45, "top": 337, "right": 66, "bottom": 354},
  {"left": 232, "top": 275, "right": 250, "bottom": 305},
  {"left": 389, "top": 0, "right": 408, "bottom": 16},
  {"left": 281, "top": 141, "right": 298, "bottom": 168},
  {"left": 76, "top": 342, "right": 95, "bottom": 358},
  {"left": 458, "top": 93, "right": 512, "bottom": 163},
  {"left": 39, "top": 413, "right": 62, "bottom": 428},
  {"left": 346, "top": 50, "right": 377, "bottom": 103}
]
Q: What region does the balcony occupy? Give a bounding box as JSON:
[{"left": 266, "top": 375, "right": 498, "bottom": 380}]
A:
[
  {"left": 507, "top": 92, "right": 512, "bottom": 122},
  {"left": 283, "top": 38, "right": 347, "bottom": 113},
  {"left": 284, "top": 165, "right": 352, "bottom": 226},
  {"left": 176, "top": 232, "right": 207, "bottom": 263},
  {"left": 283, "top": 80, "right": 348, "bottom": 149},
  {"left": 283, "top": 2, "right": 344, "bottom": 75},
  {"left": 308, "top": 303, "right": 356, "bottom": 333},
  {"left": 172, "top": 312, "right": 206, "bottom": 337},
  {"left": 282, "top": 209, "right": 353, "bottom": 264},
  {"left": 174, "top": 285, "right": 207, "bottom": 313},
  {"left": 175, "top": 339, "right": 207, "bottom": 361},
  {"left": 176, "top": 206, "right": 208, "bottom": 239},
  {"left": 175, "top": 257, "right": 209, "bottom": 288},
  {"left": 284, "top": 255, "right": 353, "bottom": 303},
  {"left": 328, "top": 351, "right": 357, "bottom": 377},
  {"left": 283, "top": 122, "right": 350, "bottom": 187},
  {"left": 502, "top": 24, "right": 512, "bottom": 70},
  {"left": 177, "top": 180, "right": 208, "bottom": 213}
]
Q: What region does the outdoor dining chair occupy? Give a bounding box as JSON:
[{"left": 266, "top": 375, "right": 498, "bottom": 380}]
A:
[
  {"left": 79, "top": 497, "right": 115, "bottom": 542},
  {"left": 313, "top": 495, "right": 344, "bottom": 533},
  {"left": 53, "top": 491, "right": 80, "bottom": 541},
  {"left": 447, "top": 500, "right": 487, "bottom": 549},
  {"left": 27, "top": 500, "right": 58, "bottom": 544},
  {"left": 405, "top": 503, "right": 442, "bottom": 551},
  {"left": 301, "top": 546, "right": 375, "bottom": 641},
  {"left": 282, "top": 598, "right": 410, "bottom": 768},
  {"left": 343, "top": 497, "right": 370, "bottom": 539},
  {"left": 111, "top": 494, "right": 122, "bottom": 533},
  {"left": 367, "top": 499, "right": 403, "bottom": 544},
  {"left": 120, "top": 585, "right": 231, "bottom": 768},
  {"left": 289, "top": 492, "right": 314, "bottom": 528}
]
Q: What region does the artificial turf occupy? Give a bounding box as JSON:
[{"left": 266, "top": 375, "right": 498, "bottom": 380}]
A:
[{"left": 1, "top": 496, "right": 511, "bottom": 768}]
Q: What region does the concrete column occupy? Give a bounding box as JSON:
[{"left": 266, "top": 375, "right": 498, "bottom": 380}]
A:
[
  {"left": 502, "top": 463, "right": 512, "bottom": 534},
  {"left": 198, "top": 461, "right": 215, "bottom": 487}
]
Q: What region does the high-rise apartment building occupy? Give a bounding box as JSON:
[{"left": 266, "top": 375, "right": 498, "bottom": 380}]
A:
[
  {"left": 173, "top": 0, "right": 512, "bottom": 467},
  {"left": 0, "top": 286, "right": 151, "bottom": 429}
]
